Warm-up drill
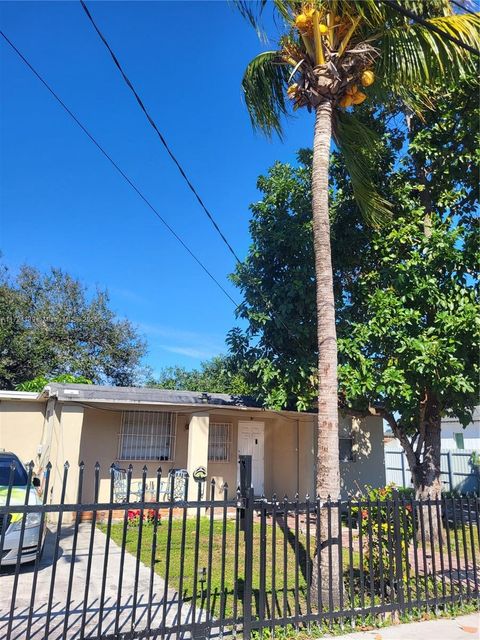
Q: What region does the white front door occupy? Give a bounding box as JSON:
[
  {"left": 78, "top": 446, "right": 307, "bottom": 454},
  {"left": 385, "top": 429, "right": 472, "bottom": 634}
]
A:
[{"left": 238, "top": 421, "right": 265, "bottom": 495}]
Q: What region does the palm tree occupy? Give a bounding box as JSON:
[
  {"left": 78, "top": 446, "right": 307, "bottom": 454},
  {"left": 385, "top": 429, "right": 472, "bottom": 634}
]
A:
[{"left": 236, "top": 0, "right": 478, "bottom": 603}]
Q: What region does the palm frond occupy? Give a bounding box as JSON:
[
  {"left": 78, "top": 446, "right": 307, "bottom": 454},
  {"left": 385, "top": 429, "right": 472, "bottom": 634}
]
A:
[
  {"left": 242, "top": 51, "right": 291, "bottom": 138},
  {"left": 334, "top": 111, "right": 392, "bottom": 227},
  {"left": 232, "top": 0, "right": 269, "bottom": 39},
  {"left": 232, "top": 0, "right": 267, "bottom": 24},
  {"left": 232, "top": 0, "right": 295, "bottom": 39},
  {"left": 373, "top": 13, "right": 479, "bottom": 109}
]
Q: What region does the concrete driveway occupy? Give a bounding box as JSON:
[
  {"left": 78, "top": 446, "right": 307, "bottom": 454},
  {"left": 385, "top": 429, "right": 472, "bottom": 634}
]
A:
[{"left": 0, "top": 523, "right": 208, "bottom": 639}]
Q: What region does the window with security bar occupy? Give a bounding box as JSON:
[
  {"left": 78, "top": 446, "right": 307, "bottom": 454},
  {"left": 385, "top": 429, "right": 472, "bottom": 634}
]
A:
[
  {"left": 118, "top": 411, "right": 177, "bottom": 461},
  {"left": 208, "top": 422, "right": 232, "bottom": 462}
]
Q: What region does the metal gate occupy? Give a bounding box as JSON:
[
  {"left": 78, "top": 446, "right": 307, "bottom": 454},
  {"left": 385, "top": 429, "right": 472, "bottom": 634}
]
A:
[{"left": 1, "top": 461, "right": 479, "bottom": 639}]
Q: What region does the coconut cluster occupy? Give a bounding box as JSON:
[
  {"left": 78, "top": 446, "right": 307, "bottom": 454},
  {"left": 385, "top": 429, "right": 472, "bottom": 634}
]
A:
[
  {"left": 285, "top": 6, "right": 378, "bottom": 111},
  {"left": 338, "top": 70, "right": 375, "bottom": 108}
]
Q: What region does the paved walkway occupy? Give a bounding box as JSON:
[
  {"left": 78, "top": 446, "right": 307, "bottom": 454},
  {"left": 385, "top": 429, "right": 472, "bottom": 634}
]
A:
[
  {"left": 329, "top": 613, "right": 479, "bottom": 640},
  {"left": 0, "top": 523, "right": 208, "bottom": 639}
]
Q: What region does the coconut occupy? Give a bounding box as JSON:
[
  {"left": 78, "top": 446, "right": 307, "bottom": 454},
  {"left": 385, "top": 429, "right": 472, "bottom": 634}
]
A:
[
  {"left": 361, "top": 70, "right": 375, "bottom": 87},
  {"left": 339, "top": 94, "right": 353, "bottom": 108},
  {"left": 295, "top": 14, "right": 309, "bottom": 30},
  {"left": 351, "top": 90, "right": 367, "bottom": 104},
  {"left": 287, "top": 84, "right": 299, "bottom": 98}
]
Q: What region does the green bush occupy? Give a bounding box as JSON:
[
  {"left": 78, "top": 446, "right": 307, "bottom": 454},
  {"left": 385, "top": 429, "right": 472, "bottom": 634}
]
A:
[{"left": 352, "top": 484, "right": 414, "bottom": 582}]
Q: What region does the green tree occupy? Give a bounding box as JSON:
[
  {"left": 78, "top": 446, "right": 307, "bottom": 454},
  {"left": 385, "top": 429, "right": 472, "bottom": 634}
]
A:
[
  {"left": 237, "top": 0, "right": 478, "bottom": 528},
  {"left": 230, "top": 76, "right": 479, "bottom": 505},
  {"left": 0, "top": 264, "right": 147, "bottom": 389},
  {"left": 228, "top": 151, "right": 318, "bottom": 410},
  {"left": 147, "top": 356, "right": 251, "bottom": 395},
  {"left": 236, "top": 1, "right": 477, "bottom": 596},
  {"left": 338, "top": 77, "right": 479, "bottom": 500},
  {"left": 16, "top": 374, "right": 93, "bottom": 393},
  {"left": 339, "top": 212, "right": 479, "bottom": 499}
]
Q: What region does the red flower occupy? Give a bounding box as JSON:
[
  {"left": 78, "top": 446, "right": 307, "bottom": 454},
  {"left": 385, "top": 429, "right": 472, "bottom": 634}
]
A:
[{"left": 361, "top": 509, "right": 368, "bottom": 519}]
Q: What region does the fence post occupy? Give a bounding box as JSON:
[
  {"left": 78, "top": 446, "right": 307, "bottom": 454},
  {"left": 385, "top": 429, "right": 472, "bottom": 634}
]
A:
[
  {"left": 243, "top": 486, "right": 254, "bottom": 640},
  {"left": 447, "top": 451, "right": 454, "bottom": 492},
  {"left": 400, "top": 453, "right": 406, "bottom": 488},
  {"left": 392, "top": 492, "right": 405, "bottom": 617}
]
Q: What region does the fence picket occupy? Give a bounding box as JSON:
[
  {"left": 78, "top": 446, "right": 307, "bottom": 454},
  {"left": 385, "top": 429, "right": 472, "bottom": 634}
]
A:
[{"left": 0, "top": 462, "right": 478, "bottom": 640}]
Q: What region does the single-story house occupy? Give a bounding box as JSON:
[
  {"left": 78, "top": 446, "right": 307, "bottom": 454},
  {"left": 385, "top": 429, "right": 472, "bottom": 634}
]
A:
[{"left": 0, "top": 383, "right": 385, "bottom": 505}]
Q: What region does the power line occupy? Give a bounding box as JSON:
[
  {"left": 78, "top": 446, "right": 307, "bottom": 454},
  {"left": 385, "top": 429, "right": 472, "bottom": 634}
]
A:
[
  {"left": 383, "top": 0, "right": 480, "bottom": 56},
  {"left": 0, "top": 30, "right": 239, "bottom": 308},
  {"left": 0, "top": 28, "right": 306, "bottom": 361},
  {"left": 79, "top": 1, "right": 309, "bottom": 352},
  {"left": 80, "top": 0, "right": 243, "bottom": 265}
]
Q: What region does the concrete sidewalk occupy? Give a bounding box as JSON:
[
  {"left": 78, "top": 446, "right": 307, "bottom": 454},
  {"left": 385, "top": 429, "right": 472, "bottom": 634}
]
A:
[
  {"left": 330, "top": 613, "right": 479, "bottom": 640},
  {"left": 0, "top": 523, "right": 207, "bottom": 639}
]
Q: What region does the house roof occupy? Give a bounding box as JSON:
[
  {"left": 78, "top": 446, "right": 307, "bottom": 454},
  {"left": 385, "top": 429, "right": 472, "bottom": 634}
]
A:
[
  {"left": 441, "top": 406, "right": 480, "bottom": 426},
  {"left": 42, "top": 382, "right": 267, "bottom": 411},
  {"left": 0, "top": 390, "right": 40, "bottom": 401}
]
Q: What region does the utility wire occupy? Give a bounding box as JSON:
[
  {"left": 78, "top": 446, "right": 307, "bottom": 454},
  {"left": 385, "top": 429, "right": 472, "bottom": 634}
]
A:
[
  {"left": 79, "top": 1, "right": 309, "bottom": 352},
  {"left": 384, "top": 0, "right": 480, "bottom": 56},
  {"left": 0, "top": 30, "right": 239, "bottom": 308},
  {"left": 450, "top": 0, "right": 478, "bottom": 17},
  {"left": 80, "top": 0, "right": 479, "bottom": 361},
  {"left": 80, "top": 0, "right": 242, "bottom": 265}
]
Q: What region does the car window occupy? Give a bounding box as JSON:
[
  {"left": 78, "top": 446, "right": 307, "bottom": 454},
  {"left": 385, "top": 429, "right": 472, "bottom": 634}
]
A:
[{"left": 0, "top": 458, "right": 29, "bottom": 486}]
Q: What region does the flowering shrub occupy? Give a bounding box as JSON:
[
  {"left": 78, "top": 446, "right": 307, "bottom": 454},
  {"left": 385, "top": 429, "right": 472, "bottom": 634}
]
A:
[
  {"left": 352, "top": 484, "right": 414, "bottom": 583},
  {"left": 127, "top": 508, "right": 161, "bottom": 527}
]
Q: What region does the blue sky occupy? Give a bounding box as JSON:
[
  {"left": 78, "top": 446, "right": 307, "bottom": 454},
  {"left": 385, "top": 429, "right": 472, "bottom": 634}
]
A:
[{"left": 0, "top": 1, "right": 313, "bottom": 377}]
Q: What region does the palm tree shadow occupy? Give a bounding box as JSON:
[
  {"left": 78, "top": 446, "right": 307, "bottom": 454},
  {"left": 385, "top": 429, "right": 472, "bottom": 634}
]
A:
[{"left": 274, "top": 513, "right": 313, "bottom": 585}]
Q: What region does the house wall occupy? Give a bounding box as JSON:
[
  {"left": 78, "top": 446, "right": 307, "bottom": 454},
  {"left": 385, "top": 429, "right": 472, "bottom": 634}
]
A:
[
  {"left": 384, "top": 409, "right": 480, "bottom": 453},
  {"left": 0, "top": 398, "right": 386, "bottom": 503},
  {"left": 78, "top": 406, "right": 192, "bottom": 503},
  {"left": 340, "top": 415, "right": 386, "bottom": 496},
  {"left": 0, "top": 400, "right": 47, "bottom": 465}
]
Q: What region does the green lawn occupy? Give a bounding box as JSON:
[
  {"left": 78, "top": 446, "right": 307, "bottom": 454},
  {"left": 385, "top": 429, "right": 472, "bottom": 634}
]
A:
[
  {"left": 100, "top": 515, "right": 478, "bottom": 622},
  {"left": 101, "top": 515, "right": 319, "bottom": 620}
]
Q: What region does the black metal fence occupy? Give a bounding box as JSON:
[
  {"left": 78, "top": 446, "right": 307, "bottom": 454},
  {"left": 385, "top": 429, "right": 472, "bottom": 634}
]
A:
[{"left": 1, "top": 462, "right": 479, "bottom": 640}]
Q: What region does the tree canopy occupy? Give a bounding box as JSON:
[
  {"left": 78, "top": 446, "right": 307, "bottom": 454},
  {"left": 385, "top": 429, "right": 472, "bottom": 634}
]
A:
[
  {"left": 147, "top": 356, "right": 251, "bottom": 396},
  {"left": 229, "top": 76, "right": 479, "bottom": 430},
  {"left": 0, "top": 264, "right": 147, "bottom": 389}
]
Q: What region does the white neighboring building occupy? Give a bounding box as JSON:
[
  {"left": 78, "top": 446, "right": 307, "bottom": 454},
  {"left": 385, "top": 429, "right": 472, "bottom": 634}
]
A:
[
  {"left": 384, "top": 408, "right": 479, "bottom": 492},
  {"left": 440, "top": 407, "right": 480, "bottom": 451},
  {"left": 384, "top": 406, "right": 480, "bottom": 452}
]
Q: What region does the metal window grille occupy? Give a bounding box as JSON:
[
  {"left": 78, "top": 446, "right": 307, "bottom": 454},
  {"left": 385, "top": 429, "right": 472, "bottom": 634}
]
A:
[
  {"left": 118, "top": 411, "right": 177, "bottom": 461},
  {"left": 208, "top": 422, "right": 232, "bottom": 462}
]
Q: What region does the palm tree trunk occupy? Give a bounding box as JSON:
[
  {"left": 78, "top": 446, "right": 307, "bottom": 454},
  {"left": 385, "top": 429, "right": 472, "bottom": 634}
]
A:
[{"left": 310, "top": 99, "right": 341, "bottom": 608}]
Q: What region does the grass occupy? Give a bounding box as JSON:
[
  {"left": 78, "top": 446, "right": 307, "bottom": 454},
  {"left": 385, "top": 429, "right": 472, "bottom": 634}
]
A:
[
  {"left": 101, "top": 515, "right": 314, "bottom": 620},
  {"left": 100, "top": 514, "right": 479, "bottom": 627}
]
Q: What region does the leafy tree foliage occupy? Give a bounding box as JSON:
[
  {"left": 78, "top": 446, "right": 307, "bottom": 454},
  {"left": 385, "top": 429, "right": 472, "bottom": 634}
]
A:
[
  {"left": 15, "top": 374, "right": 92, "bottom": 393},
  {"left": 229, "top": 77, "right": 479, "bottom": 495},
  {"left": 338, "top": 79, "right": 479, "bottom": 496},
  {"left": 0, "top": 264, "right": 147, "bottom": 389},
  {"left": 147, "top": 356, "right": 251, "bottom": 396},
  {"left": 228, "top": 151, "right": 317, "bottom": 410}
]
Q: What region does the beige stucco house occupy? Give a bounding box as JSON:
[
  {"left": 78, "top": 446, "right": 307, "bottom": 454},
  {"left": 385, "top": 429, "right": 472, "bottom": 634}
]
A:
[{"left": 0, "top": 383, "right": 385, "bottom": 505}]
